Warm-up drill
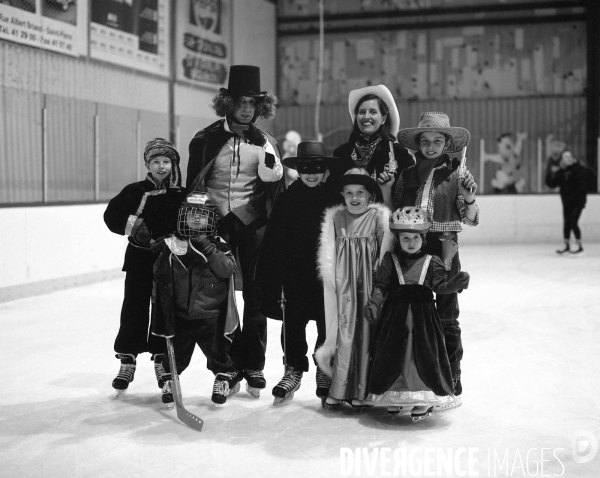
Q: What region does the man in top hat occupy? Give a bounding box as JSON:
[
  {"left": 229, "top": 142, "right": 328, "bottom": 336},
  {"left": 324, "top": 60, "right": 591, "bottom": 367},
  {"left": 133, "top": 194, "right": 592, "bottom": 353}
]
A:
[
  {"left": 256, "top": 141, "right": 339, "bottom": 404},
  {"left": 186, "top": 65, "right": 283, "bottom": 399}
]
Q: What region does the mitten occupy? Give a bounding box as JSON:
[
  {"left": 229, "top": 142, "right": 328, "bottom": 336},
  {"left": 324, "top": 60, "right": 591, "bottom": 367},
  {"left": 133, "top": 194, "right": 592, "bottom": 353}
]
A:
[
  {"left": 131, "top": 218, "right": 151, "bottom": 245},
  {"left": 363, "top": 288, "right": 385, "bottom": 323},
  {"left": 264, "top": 152, "right": 276, "bottom": 169},
  {"left": 190, "top": 234, "right": 217, "bottom": 256},
  {"left": 454, "top": 271, "right": 470, "bottom": 290}
]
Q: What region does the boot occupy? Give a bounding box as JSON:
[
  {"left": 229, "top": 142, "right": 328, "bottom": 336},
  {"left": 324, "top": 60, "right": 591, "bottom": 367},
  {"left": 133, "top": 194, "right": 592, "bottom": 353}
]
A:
[
  {"left": 570, "top": 242, "right": 584, "bottom": 255},
  {"left": 556, "top": 241, "right": 570, "bottom": 254},
  {"left": 162, "top": 377, "right": 173, "bottom": 406},
  {"left": 315, "top": 367, "right": 331, "bottom": 399},
  {"left": 152, "top": 354, "right": 167, "bottom": 389},
  {"left": 211, "top": 371, "right": 243, "bottom": 405},
  {"left": 272, "top": 366, "right": 303, "bottom": 405},
  {"left": 112, "top": 353, "right": 136, "bottom": 391},
  {"left": 244, "top": 369, "right": 266, "bottom": 399}
]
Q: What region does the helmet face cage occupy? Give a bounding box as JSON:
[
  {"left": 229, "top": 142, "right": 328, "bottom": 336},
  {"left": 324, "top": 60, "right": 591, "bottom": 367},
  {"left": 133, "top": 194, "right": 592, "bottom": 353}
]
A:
[
  {"left": 177, "top": 204, "right": 218, "bottom": 238},
  {"left": 390, "top": 207, "right": 431, "bottom": 233}
]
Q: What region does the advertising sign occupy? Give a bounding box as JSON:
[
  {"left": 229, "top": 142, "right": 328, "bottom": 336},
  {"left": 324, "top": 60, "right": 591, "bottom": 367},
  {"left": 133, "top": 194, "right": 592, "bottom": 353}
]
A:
[
  {"left": 90, "top": 0, "right": 170, "bottom": 77},
  {"left": 177, "top": 0, "right": 231, "bottom": 88},
  {"left": 0, "top": 0, "right": 88, "bottom": 56}
]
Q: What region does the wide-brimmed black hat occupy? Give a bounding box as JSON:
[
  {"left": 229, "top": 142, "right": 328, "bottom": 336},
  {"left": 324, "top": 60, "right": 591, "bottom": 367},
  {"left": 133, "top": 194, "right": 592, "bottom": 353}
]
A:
[
  {"left": 337, "top": 167, "right": 377, "bottom": 194},
  {"left": 282, "top": 141, "right": 338, "bottom": 170},
  {"left": 219, "top": 65, "right": 267, "bottom": 98}
]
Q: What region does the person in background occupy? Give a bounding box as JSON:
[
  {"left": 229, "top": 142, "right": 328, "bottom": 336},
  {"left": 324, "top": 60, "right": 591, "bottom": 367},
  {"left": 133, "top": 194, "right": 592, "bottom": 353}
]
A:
[
  {"left": 281, "top": 130, "right": 302, "bottom": 187},
  {"left": 104, "top": 138, "right": 185, "bottom": 394},
  {"left": 185, "top": 65, "right": 283, "bottom": 398},
  {"left": 545, "top": 149, "right": 588, "bottom": 255}
]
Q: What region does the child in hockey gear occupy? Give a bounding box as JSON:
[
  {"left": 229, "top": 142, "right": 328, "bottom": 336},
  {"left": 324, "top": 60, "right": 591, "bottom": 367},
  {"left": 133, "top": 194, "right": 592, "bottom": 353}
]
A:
[
  {"left": 315, "top": 169, "right": 394, "bottom": 411},
  {"left": 104, "top": 138, "right": 185, "bottom": 394},
  {"left": 256, "top": 141, "right": 339, "bottom": 405},
  {"left": 364, "top": 207, "right": 469, "bottom": 421},
  {"left": 545, "top": 150, "right": 588, "bottom": 256},
  {"left": 380, "top": 112, "right": 478, "bottom": 403},
  {"left": 151, "top": 192, "right": 241, "bottom": 407}
]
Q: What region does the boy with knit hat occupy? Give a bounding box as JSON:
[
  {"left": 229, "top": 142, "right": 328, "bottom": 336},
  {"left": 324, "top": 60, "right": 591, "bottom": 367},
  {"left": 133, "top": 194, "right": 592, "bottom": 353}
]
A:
[{"left": 104, "top": 138, "right": 186, "bottom": 394}]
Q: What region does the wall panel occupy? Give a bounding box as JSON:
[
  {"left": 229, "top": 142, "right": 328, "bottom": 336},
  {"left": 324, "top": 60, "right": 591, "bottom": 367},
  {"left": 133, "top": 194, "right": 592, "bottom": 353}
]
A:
[
  {"left": 0, "top": 86, "right": 43, "bottom": 203},
  {"left": 45, "top": 95, "right": 96, "bottom": 202}
]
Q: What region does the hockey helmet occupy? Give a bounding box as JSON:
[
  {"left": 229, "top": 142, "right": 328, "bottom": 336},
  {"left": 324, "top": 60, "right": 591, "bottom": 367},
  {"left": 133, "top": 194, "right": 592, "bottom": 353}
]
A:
[
  {"left": 177, "top": 192, "right": 221, "bottom": 238},
  {"left": 390, "top": 207, "right": 431, "bottom": 233}
]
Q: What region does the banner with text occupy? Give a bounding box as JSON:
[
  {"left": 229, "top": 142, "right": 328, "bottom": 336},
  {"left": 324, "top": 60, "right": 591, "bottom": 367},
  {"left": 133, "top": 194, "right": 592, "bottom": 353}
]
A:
[
  {"left": 177, "top": 0, "right": 231, "bottom": 89},
  {"left": 0, "top": 0, "right": 88, "bottom": 56},
  {"left": 90, "top": 0, "right": 170, "bottom": 77}
]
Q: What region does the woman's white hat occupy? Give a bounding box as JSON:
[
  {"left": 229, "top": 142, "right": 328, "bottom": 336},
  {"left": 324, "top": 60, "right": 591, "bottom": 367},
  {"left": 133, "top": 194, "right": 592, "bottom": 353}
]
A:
[
  {"left": 348, "top": 85, "right": 400, "bottom": 137},
  {"left": 398, "top": 112, "right": 470, "bottom": 153}
]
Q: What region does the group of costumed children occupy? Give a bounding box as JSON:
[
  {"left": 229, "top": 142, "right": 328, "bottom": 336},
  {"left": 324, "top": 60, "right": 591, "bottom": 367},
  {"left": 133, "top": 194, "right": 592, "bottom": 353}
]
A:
[{"left": 105, "top": 82, "right": 479, "bottom": 421}]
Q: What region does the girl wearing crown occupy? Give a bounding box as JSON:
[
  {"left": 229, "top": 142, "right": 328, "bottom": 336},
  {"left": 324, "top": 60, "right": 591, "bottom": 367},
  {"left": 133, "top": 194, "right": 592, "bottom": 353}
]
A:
[{"left": 363, "top": 207, "right": 470, "bottom": 421}]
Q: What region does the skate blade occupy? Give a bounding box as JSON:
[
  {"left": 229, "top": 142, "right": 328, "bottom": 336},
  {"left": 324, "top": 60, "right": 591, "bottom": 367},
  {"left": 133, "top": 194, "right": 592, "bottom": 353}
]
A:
[
  {"left": 227, "top": 382, "right": 241, "bottom": 398},
  {"left": 273, "top": 390, "right": 296, "bottom": 406},
  {"left": 114, "top": 389, "right": 128, "bottom": 398},
  {"left": 387, "top": 406, "right": 402, "bottom": 417},
  {"left": 411, "top": 407, "right": 433, "bottom": 422},
  {"left": 166, "top": 402, "right": 175, "bottom": 411},
  {"left": 246, "top": 383, "right": 261, "bottom": 399}
]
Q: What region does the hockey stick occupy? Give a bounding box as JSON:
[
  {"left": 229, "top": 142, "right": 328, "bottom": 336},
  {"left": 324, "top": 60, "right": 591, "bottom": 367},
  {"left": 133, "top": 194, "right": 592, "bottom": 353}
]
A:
[
  {"left": 280, "top": 286, "right": 287, "bottom": 371},
  {"left": 165, "top": 337, "right": 204, "bottom": 431}
]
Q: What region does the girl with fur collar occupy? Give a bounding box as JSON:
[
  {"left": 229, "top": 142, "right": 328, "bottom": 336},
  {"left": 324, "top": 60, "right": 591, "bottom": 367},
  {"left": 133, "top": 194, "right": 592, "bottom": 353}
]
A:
[{"left": 315, "top": 168, "right": 394, "bottom": 410}]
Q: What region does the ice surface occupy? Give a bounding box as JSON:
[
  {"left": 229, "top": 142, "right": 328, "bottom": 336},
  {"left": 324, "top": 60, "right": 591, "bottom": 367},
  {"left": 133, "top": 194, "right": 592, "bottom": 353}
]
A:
[{"left": 1, "top": 244, "right": 599, "bottom": 478}]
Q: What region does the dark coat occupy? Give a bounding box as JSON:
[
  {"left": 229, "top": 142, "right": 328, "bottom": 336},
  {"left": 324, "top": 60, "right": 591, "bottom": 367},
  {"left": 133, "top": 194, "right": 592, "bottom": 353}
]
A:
[
  {"left": 545, "top": 162, "right": 588, "bottom": 208},
  {"left": 256, "top": 180, "right": 337, "bottom": 320},
  {"left": 103, "top": 177, "right": 185, "bottom": 272},
  {"left": 329, "top": 139, "right": 414, "bottom": 202}
]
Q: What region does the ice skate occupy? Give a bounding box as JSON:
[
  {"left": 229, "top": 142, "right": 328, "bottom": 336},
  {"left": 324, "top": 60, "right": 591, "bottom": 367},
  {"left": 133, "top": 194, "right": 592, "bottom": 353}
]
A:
[
  {"left": 153, "top": 354, "right": 167, "bottom": 389},
  {"left": 112, "top": 353, "right": 136, "bottom": 395},
  {"left": 244, "top": 369, "right": 266, "bottom": 398},
  {"left": 569, "top": 243, "right": 584, "bottom": 256},
  {"left": 162, "top": 379, "right": 174, "bottom": 410},
  {"left": 435, "top": 373, "right": 463, "bottom": 411},
  {"left": 387, "top": 406, "right": 402, "bottom": 417},
  {"left": 272, "top": 366, "right": 303, "bottom": 406},
  {"left": 315, "top": 367, "right": 331, "bottom": 400},
  {"left": 411, "top": 406, "right": 433, "bottom": 422},
  {"left": 323, "top": 397, "right": 342, "bottom": 410},
  {"left": 211, "top": 371, "right": 243, "bottom": 405},
  {"left": 350, "top": 399, "right": 370, "bottom": 412},
  {"left": 556, "top": 242, "right": 570, "bottom": 254}
]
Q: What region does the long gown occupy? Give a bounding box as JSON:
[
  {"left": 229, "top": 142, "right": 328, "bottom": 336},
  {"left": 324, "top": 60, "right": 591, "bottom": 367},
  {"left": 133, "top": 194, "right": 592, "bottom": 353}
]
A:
[
  {"left": 365, "top": 250, "right": 456, "bottom": 407},
  {"left": 315, "top": 204, "right": 394, "bottom": 402}
]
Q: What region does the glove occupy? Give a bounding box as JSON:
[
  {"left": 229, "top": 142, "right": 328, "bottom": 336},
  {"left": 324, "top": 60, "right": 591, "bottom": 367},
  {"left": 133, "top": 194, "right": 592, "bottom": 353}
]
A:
[
  {"left": 363, "top": 301, "right": 380, "bottom": 323},
  {"left": 363, "top": 288, "right": 385, "bottom": 323},
  {"left": 264, "top": 152, "right": 276, "bottom": 169},
  {"left": 131, "top": 219, "right": 151, "bottom": 245},
  {"left": 190, "top": 234, "right": 217, "bottom": 256},
  {"left": 454, "top": 271, "right": 470, "bottom": 290}
]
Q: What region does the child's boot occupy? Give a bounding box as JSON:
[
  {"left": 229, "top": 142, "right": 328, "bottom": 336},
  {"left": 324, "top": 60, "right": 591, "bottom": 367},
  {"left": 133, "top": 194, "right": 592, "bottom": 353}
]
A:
[
  {"left": 556, "top": 241, "right": 570, "bottom": 254},
  {"left": 272, "top": 366, "right": 303, "bottom": 406},
  {"left": 211, "top": 371, "right": 243, "bottom": 405},
  {"left": 152, "top": 354, "right": 167, "bottom": 388},
  {"left": 315, "top": 366, "right": 332, "bottom": 406},
  {"left": 112, "top": 353, "right": 136, "bottom": 393},
  {"left": 244, "top": 369, "right": 266, "bottom": 398}
]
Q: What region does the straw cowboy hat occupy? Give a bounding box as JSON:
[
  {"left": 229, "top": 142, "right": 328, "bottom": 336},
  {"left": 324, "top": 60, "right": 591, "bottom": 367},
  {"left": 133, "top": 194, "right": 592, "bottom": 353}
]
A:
[
  {"left": 348, "top": 85, "right": 400, "bottom": 137},
  {"left": 398, "top": 112, "right": 470, "bottom": 153}
]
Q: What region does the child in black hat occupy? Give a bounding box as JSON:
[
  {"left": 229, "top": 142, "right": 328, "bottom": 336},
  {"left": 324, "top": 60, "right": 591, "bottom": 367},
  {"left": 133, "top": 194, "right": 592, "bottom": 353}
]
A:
[
  {"left": 314, "top": 168, "right": 395, "bottom": 410},
  {"left": 104, "top": 138, "right": 186, "bottom": 395},
  {"left": 256, "top": 141, "right": 338, "bottom": 405}
]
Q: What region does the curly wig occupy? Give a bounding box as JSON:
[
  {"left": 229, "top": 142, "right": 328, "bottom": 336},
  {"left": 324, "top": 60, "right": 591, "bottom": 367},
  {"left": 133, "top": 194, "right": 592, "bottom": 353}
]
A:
[{"left": 211, "top": 92, "right": 278, "bottom": 121}]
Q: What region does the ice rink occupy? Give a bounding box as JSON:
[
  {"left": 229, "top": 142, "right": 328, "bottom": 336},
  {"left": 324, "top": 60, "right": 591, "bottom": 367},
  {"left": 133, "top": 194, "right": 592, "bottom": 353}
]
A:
[{"left": 1, "top": 244, "right": 599, "bottom": 478}]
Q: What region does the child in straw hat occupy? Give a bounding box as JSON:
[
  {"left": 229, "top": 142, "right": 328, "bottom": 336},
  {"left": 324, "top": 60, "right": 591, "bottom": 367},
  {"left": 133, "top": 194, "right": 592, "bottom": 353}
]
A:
[{"left": 379, "top": 112, "right": 479, "bottom": 410}]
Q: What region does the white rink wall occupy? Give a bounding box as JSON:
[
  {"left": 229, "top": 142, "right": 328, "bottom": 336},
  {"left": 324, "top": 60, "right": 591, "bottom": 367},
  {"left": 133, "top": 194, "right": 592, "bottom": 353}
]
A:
[{"left": 0, "top": 195, "right": 598, "bottom": 302}]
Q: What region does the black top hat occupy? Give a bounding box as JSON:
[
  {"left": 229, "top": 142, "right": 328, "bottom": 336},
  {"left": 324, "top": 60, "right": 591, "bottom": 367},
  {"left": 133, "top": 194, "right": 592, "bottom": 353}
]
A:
[
  {"left": 219, "top": 65, "right": 267, "bottom": 98},
  {"left": 282, "top": 141, "right": 338, "bottom": 170}
]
